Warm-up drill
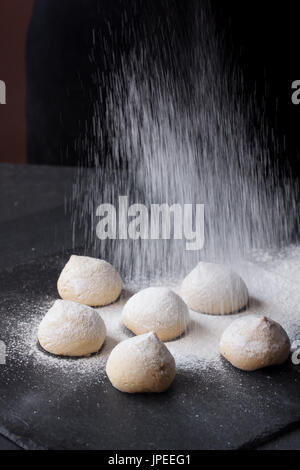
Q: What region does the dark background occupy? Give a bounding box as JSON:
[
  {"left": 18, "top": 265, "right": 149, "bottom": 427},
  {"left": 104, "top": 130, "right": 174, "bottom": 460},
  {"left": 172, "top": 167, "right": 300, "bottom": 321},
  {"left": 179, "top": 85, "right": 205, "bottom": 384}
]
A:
[
  {"left": 215, "top": 1, "right": 300, "bottom": 179},
  {"left": 25, "top": 0, "right": 300, "bottom": 177},
  {"left": 0, "top": 0, "right": 33, "bottom": 164},
  {"left": 1, "top": 0, "right": 300, "bottom": 176}
]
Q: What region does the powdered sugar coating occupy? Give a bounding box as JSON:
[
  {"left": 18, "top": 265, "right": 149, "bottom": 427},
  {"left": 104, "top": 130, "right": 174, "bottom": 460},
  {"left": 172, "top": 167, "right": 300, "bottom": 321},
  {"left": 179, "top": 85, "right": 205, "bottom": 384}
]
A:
[
  {"left": 38, "top": 299, "right": 106, "bottom": 356},
  {"left": 181, "top": 262, "right": 248, "bottom": 315},
  {"left": 57, "top": 255, "right": 122, "bottom": 306},
  {"left": 106, "top": 332, "right": 176, "bottom": 393},
  {"left": 122, "top": 287, "right": 190, "bottom": 340},
  {"left": 220, "top": 315, "right": 290, "bottom": 371},
  {"left": 10, "top": 258, "right": 298, "bottom": 382}
]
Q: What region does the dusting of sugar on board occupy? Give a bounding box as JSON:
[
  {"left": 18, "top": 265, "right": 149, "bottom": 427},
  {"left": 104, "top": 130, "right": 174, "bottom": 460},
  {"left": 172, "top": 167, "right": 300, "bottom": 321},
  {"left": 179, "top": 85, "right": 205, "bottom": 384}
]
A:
[{"left": 8, "top": 258, "right": 300, "bottom": 383}]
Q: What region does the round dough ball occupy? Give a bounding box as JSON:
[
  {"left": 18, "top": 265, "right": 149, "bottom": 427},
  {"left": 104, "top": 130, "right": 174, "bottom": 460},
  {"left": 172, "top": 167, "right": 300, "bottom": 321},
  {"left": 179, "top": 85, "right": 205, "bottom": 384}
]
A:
[
  {"left": 57, "top": 255, "right": 122, "bottom": 306},
  {"left": 180, "top": 262, "right": 248, "bottom": 315},
  {"left": 122, "top": 287, "right": 190, "bottom": 341},
  {"left": 106, "top": 332, "right": 176, "bottom": 393},
  {"left": 38, "top": 299, "right": 106, "bottom": 356},
  {"left": 220, "top": 315, "right": 290, "bottom": 371}
]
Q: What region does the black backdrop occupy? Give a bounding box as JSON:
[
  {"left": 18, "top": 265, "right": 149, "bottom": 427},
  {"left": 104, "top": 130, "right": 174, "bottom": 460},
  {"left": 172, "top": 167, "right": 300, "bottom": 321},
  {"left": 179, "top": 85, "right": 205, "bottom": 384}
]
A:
[
  {"left": 26, "top": 0, "right": 300, "bottom": 180},
  {"left": 215, "top": 1, "right": 300, "bottom": 179}
]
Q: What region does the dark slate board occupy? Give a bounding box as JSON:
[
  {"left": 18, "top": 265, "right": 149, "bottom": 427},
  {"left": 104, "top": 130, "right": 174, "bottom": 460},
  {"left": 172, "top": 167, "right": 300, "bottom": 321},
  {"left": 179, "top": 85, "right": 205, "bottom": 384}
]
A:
[{"left": 0, "top": 255, "right": 300, "bottom": 450}]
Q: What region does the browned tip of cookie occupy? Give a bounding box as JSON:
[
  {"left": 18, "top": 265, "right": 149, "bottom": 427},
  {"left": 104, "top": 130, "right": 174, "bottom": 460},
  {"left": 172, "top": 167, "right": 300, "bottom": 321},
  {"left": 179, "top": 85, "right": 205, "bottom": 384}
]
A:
[{"left": 258, "top": 316, "right": 269, "bottom": 327}]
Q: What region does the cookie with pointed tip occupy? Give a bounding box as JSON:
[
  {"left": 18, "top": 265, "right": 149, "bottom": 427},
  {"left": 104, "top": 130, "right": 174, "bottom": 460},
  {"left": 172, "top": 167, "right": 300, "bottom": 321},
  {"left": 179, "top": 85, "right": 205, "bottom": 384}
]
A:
[
  {"left": 57, "top": 255, "right": 122, "bottom": 307},
  {"left": 181, "top": 262, "right": 248, "bottom": 314},
  {"left": 106, "top": 332, "right": 176, "bottom": 393},
  {"left": 38, "top": 299, "right": 106, "bottom": 357},
  {"left": 122, "top": 287, "right": 190, "bottom": 341},
  {"left": 220, "top": 315, "right": 290, "bottom": 371}
]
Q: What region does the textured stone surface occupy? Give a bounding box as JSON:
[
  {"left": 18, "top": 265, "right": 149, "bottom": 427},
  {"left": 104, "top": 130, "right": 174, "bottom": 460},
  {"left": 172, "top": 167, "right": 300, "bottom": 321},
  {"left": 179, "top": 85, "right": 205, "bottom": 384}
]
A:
[{"left": 0, "top": 163, "right": 300, "bottom": 450}]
